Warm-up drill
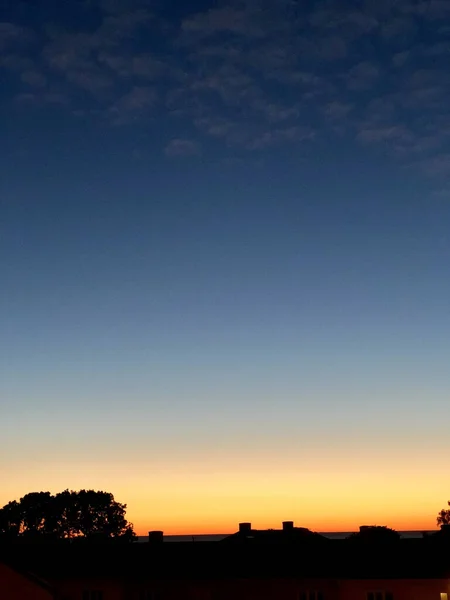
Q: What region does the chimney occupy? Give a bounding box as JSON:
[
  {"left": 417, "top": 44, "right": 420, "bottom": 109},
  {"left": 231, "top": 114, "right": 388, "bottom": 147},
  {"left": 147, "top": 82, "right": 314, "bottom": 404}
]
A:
[
  {"left": 148, "top": 530, "right": 164, "bottom": 544},
  {"left": 239, "top": 522, "right": 252, "bottom": 535},
  {"left": 282, "top": 521, "right": 294, "bottom": 532}
]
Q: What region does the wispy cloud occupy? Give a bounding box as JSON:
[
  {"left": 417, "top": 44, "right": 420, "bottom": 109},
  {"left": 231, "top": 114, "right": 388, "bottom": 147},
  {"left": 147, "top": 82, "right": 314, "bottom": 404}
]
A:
[
  {"left": 165, "top": 138, "right": 201, "bottom": 157},
  {"left": 20, "top": 70, "right": 47, "bottom": 88},
  {"left": 346, "top": 61, "right": 380, "bottom": 91},
  {"left": 182, "top": 7, "right": 264, "bottom": 38},
  {"left": 245, "top": 126, "right": 315, "bottom": 150},
  {"left": 0, "top": 22, "right": 34, "bottom": 48},
  {"left": 356, "top": 125, "right": 414, "bottom": 145},
  {"left": 421, "top": 154, "right": 450, "bottom": 177},
  {"left": 381, "top": 16, "right": 417, "bottom": 41},
  {"left": 323, "top": 101, "right": 355, "bottom": 120},
  {"left": 109, "top": 86, "right": 157, "bottom": 124}
]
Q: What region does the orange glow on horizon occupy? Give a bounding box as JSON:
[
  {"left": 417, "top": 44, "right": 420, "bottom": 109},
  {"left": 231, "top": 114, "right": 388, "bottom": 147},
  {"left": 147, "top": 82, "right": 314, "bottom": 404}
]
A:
[{"left": 1, "top": 441, "right": 446, "bottom": 538}]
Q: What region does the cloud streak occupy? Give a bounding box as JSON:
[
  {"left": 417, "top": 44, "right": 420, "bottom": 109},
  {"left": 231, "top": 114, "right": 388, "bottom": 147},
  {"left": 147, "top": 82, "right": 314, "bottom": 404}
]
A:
[{"left": 165, "top": 139, "right": 201, "bottom": 157}]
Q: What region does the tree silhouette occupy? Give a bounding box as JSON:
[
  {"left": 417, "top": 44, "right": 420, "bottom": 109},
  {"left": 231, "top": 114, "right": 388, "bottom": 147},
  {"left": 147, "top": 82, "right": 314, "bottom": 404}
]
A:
[
  {"left": 0, "top": 500, "right": 22, "bottom": 540},
  {"left": 0, "top": 490, "right": 136, "bottom": 541},
  {"left": 437, "top": 501, "right": 450, "bottom": 527},
  {"left": 19, "top": 492, "right": 57, "bottom": 538}
]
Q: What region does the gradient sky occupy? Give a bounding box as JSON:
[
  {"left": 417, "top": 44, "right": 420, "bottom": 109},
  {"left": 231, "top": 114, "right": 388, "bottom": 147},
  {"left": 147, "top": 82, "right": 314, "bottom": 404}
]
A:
[{"left": 1, "top": 0, "right": 450, "bottom": 535}]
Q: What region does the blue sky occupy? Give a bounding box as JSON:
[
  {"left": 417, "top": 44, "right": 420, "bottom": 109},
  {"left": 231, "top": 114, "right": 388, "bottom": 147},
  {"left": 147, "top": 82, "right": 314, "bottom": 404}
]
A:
[{"left": 1, "top": 0, "right": 450, "bottom": 531}]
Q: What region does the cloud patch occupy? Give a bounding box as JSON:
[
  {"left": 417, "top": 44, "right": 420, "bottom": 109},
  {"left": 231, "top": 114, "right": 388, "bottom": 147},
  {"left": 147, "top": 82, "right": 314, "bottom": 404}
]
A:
[
  {"left": 21, "top": 70, "right": 47, "bottom": 88},
  {"left": 1, "top": 0, "right": 450, "bottom": 180},
  {"left": 165, "top": 138, "right": 201, "bottom": 157},
  {"left": 182, "top": 7, "right": 264, "bottom": 38},
  {"left": 110, "top": 86, "right": 157, "bottom": 123}
]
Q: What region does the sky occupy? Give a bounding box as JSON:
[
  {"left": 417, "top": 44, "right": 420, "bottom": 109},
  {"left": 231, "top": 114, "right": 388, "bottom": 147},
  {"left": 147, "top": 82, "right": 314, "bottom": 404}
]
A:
[{"left": 1, "top": 0, "right": 450, "bottom": 535}]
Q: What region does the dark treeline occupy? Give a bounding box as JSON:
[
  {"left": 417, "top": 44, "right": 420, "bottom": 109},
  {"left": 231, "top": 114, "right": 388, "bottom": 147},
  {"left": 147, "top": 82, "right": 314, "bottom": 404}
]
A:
[{"left": 0, "top": 490, "right": 136, "bottom": 542}]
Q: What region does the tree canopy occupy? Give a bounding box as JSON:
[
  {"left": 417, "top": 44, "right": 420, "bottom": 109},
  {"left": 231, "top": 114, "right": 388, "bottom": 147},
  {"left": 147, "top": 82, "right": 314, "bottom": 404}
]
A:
[
  {"left": 437, "top": 501, "right": 450, "bottom": 527},
  {"left": 0, "top": 489, "right": 136, "bottom": 542}
]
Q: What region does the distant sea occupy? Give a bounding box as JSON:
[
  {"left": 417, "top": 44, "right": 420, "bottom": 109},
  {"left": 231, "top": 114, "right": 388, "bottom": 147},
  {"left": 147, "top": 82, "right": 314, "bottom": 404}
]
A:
[{"left": 138, "top": 531, "right": 433, "bottom": 543}]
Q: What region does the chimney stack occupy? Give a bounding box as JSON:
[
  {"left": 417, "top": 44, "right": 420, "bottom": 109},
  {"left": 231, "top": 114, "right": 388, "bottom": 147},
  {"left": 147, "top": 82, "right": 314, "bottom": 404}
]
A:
[
  {"left": 148, "top": 531, "right": 164, "bottom": 544},
  {"left": 239, "top": 522, "right": 252, "bottom": 535},
  {"left": 282, "top": 521, "right": 294, "bottom": 531}
]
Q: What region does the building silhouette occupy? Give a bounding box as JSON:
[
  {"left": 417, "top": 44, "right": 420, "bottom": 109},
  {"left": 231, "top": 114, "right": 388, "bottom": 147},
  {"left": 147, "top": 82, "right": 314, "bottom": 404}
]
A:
[{"left": 1, "top": 521, "right": 450, "bottom": 600}]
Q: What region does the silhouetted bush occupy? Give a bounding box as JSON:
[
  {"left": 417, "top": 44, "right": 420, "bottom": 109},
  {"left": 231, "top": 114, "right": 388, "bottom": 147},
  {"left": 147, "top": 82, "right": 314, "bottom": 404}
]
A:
[{"left": 347, "top": 526, "right": 400, "bottom": 542}]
